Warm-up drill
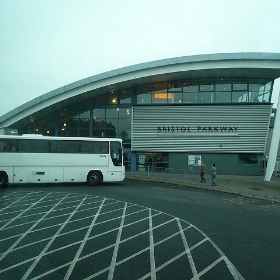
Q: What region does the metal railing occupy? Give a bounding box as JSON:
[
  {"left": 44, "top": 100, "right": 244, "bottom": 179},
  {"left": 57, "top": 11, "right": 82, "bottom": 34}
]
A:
[{"left": 127, "top": 165, "right": 188, "bottom": 181}]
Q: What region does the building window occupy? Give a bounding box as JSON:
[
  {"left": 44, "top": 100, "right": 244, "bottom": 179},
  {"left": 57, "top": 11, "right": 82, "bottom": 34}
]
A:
[
  {"left": 120, "top": 89, "right": 132, "bottom": 104},
  {"left": 239, "top": 154, "right": 261, "bottom": 164}
]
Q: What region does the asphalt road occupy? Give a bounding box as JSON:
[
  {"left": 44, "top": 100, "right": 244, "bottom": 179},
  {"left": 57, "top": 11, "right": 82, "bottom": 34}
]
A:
[{"left": 0, "top": 178, "right": 279, "bottom": 280}]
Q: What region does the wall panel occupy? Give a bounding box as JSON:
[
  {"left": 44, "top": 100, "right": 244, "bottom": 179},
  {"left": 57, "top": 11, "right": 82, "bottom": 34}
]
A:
[{"left": 132, "top": 105, "right": 272, "bottom": 153}]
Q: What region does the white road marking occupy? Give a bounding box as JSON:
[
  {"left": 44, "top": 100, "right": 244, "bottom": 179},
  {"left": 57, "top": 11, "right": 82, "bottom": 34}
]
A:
[
  {"left": 21, "top": 195, "right": 89, "bottom": 280},
  {"left": 177, "top": 218, "right": 198, "bottom": 277},
  {"left": 0, "top": 193, "right": 70, "bottom": 262},
  {"left": 149, "top": 208, "right": 156, "bottom": 280},
  {"left": 63, "top": 198, "right": 106, "bottom": 280},
  {"left": 107, "top": 202, "right": 127, "bottom": 280},
  {"left": 0, "top": 191, "right": 245, "bottom": 280},
  {"left": 0, "top": 192, "right": 34, "bottom": 214},
  {"left": 0, "top": 192, "right": 52, "bottom": 230}
]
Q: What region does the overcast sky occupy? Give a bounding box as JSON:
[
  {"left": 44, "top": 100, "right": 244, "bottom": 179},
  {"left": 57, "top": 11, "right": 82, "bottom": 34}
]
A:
[{"left": 1, "top": 0, "right": 280, "bottom": 117}]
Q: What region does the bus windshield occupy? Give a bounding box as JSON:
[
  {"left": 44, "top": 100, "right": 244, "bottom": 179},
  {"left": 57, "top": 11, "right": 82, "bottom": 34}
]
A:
[{"left": 110, "top": 141, "right": 123, "bottom": 166}]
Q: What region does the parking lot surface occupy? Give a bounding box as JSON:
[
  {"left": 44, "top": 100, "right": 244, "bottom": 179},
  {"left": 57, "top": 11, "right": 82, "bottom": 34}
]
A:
[{"left": 0, "top": 190, "right": 243, "bottom": 279}]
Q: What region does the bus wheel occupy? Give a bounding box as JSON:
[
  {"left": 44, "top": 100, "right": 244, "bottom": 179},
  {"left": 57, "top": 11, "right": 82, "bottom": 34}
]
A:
[
  {"left": 87, "top": 171, "right": 102, "bottom": 186},
  {"left": 0, "top": 172, "right": 8, "bottom": 187}
]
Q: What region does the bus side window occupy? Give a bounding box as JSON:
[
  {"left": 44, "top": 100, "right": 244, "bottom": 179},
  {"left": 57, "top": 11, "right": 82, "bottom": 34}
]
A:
[
  {"left": 99, "top": 142, "right": 109, "bottom": 154},
  {"left": 18, "top": 139, "right": 32, "bottom": 152},
  {"left": 1, "top": 139, "right": 17, "bottom": 152},
  {"left": 32, "top": 140, "right": 49, "bottom": 153},
  {"left": 0, "top": 141, "right": 4, "bottom": 151}
]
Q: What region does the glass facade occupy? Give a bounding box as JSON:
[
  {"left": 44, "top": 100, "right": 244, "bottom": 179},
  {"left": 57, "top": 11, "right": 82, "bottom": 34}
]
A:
[{"left": 16, "top": 78, "right": 273, "bottom": 139}]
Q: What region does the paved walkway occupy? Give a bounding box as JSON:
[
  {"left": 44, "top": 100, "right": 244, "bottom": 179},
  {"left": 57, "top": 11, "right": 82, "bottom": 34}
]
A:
[{"left": 127, "top": 171, "right": 280, "bottom": 203}]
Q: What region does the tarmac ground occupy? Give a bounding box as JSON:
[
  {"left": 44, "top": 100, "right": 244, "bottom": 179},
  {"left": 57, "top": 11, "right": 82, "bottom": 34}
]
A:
[{"left": 1, "top": 172, "right": 279, "bottom": 279}]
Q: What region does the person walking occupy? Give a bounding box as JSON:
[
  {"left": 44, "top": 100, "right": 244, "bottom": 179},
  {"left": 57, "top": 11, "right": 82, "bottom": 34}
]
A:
[
  {"left": 210, "top": 163, "right": 217, "bottom": 186},
  {"left": 200, "top": 160, "right": 206, "bottom": 183}
]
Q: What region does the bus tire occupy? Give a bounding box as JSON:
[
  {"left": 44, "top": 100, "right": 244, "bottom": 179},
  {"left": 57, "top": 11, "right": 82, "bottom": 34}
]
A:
[
  {"left": 0, "top": 172, "right": 8, "bottom": 187},
  {"left": 87, "top": 171, "right": 102, "bottom": 186}
]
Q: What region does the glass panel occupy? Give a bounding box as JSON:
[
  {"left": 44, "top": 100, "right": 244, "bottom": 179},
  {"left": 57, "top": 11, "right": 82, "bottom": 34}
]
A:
[
  {"left": 137, "top": 84, "right": 153, "bottom": 94},
  {"left": 168, "top": 82, "right": 182, "bottom": 92},
  {"left": 92, "top": 93, "right": 107, "bottom": 106},
  {"left": 120, "top": 89, "right": 131, "bottom": 104},
  {"left": 119, "top": 108, "right": 131, "bottom": 141},
  {"left": 183, "top": 92, "right": 198, "bottom": 103},
  {"left": 106, "top": 108, "right": 119, "bottom": 118},
  {"left": 200, "top": 83, "right": 214, "bottom": 91},
  {"left": 249, "top": 83, "right": 263, "bottom": 91},
  {"left": 167, "top": 92, "right": 183, "bottom": 103},
  {"left": 93, "top": 129, "right": 105, "bottom": 137},
  {"left": 68, "top": 129, "right": 79, "bottom": 137},
  {"left": 79, "top": 129, "right": 89, "bottom": 137},
  {"left": 137, "top": 93, "right": 152, "bottom": 104},
  {"left": 119, "top": 128, "right": 131, "bottom": 141},
  {"left": 216, "top": 83, "right": 231, "bottom": 91},
  {"left": 107, "top": 93, "right": 118, "bottom": 105},
  {"left": 249, "top": 92, "right": 261, "bottom": 102},
  {"left": 105, "top": 120, "right": 117, "bottom": 137},
  {"left": 199, "top": 92, "right": 212, "bottom": 103},
  {"left": 152, "top": 82, "right": 168, "bottom": 104},
  {"left": 32, "top": 140, "right": 49, "bottom": 153},
  {"left": 18, "top": 139, "right": 32, "bottom": 152},
  {"left": 93, "top": 109, "right": 105, "bottom": 122},
  {"left": 153, "top": 82, "right": 167, "bottom": 93},
  {"left": 124, "top": 152, "right": 131, "bottom": 169},
  {"left": 183, "top": 83, "right": 198, "bottom": 92},
  {"left": 232, "top": 91, "right": 248, "bottom": 103},
  {"left": 215, "top": 92, "right": 231, "bottom": 103},
  {"left": 80, "top": 111, "right": 90, "bottom": 118},
  {"left": 138, "top": 152, "right": 168, "bottom": 171},
  {"left": 106, "top": 118, "right": 118, "bottom": 131},
  {"left": 80, "top": 119, "right": 89, "bottom": 129},
  {"left": 50, "top": 140, "right": 79, "bottom": 153},
  {"left": 152, "top": 92, "right": 168, "bottom": 104},
  {"left": 233, "top": 82, "right": 248, "bottom": 91},
  {"left": 93, "top": 109, "right": 106, "bottom": 137},
  {"left": 106, "top": 129, "right": 117, "bottom": 138},
  {"left": 239, "top": 154, "right": 261, "bottom": 164},
  {"left": 262, "top": 91, "right": 270, "bottom": 103},
  {"left": 80, "top": 141, "right": 109, "bottom": 154},
  {"left": 118, "top": 108, "right": 131, "bottom": 118},
  {"left": 110, "top": 141, "right": 123, "bottom": 166},
  {"left": 248, "top": 79, "right": 272, "bottom": 103},
  {"left": 68, "top": 117, "right": 79, "bottom": 129},
  {"left": 265, "top": 81, "right": 272, "bottom": 91},
  {"left": 0, "top": 139, "right": 17, "bottom": 152}
]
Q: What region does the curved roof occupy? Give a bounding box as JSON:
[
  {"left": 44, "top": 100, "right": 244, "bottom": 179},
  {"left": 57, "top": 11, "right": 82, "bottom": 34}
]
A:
[{"left": 1, "top": 52, "right": 280, "bottom": 128}]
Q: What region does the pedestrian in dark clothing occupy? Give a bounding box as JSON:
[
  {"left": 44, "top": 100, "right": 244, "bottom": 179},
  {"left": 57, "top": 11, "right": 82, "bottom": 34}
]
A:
[
  {"left": 200, "top": 161, "right": 206, "bottom": 183},
  {"left": 210, "top": 163, "right": 217, "bottom": 186}
]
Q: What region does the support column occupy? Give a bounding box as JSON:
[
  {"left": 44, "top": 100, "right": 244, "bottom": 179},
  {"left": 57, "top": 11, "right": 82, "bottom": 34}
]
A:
[
  {"left": 264, "top": 92, "right": 280, "bottom": 181},
  {"left": 131, "top": 152, "right": 137, "bottom": 172}
]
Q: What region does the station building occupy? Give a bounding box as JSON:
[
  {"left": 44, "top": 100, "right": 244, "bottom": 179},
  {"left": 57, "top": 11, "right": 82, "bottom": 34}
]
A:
[{"left": 1, "top": 52, "right": 280, "bottom": 176}]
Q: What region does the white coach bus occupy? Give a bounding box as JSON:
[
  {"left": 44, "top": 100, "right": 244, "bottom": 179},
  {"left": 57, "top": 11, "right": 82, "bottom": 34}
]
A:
[{"left": 0, "top": 134, "right": 125, "bottom": 187}]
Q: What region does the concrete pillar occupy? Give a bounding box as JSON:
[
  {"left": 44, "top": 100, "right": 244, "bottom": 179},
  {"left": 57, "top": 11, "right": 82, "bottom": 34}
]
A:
[{"left": 264, "top": 92, "right": 280, "bottom": 181}]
